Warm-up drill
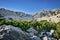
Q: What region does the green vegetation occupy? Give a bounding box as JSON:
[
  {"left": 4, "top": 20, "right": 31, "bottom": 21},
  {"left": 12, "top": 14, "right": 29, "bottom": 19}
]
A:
[{"left": 0, "top": 19, "right": 60, "bottom": 38}]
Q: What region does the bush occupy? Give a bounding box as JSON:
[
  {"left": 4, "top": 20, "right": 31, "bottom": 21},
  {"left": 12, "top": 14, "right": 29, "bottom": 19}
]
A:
[{"left": 0, "top": 19, "right": 60, "bottom": 38}]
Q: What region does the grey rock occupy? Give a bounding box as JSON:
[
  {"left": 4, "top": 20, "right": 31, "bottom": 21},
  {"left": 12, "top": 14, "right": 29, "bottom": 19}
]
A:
[
  {"left": 26, "top": 27, "right": 38, "bottom": 35},
  {"left": 0, "top": 25, "right": 42, "bottom": 40},
  {"left": 0, "top": 25, "right": 32, "bottom": 40},
  {"left": 30, "top": 35, "right": 41, "bottom": 40}
]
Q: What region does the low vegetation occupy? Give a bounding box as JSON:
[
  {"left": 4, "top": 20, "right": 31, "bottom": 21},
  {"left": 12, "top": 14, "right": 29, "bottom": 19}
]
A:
[{"left": 0, "top": 19, "right": 60, "bottom": 39}]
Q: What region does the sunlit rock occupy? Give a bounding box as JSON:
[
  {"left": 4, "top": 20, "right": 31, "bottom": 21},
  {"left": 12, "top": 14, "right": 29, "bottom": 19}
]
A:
[{"left": 43, "top": 36, "right": 48, "bottom": 40}]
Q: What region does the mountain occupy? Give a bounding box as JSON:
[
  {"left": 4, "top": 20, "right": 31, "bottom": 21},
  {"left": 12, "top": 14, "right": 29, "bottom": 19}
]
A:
[
  {"left": 0, "top": 8, "right": 60, "bottom": 23},
  {"left": 0, "top": 8, "right": 34, "bottom": 21},
  {"left": 34, "top": 9, "right": 60, "bottom": 23},
  {"left": 34, "top": 9, "right": 60, "bottom": 18}
]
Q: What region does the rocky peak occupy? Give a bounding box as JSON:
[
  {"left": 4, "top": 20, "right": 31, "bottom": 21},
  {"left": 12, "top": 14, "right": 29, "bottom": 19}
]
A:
[
  {"left": 34, "top": 9, "right": 51, "bottom": 18},
  {"left": 33, "top": 9, "right": 60, "bottom": 23},
  {"left": 34, "top": 9, "right": 60, "bottom": 18},
  {"left": 0, "top": 8, "right": 5, "bottom": 11}
]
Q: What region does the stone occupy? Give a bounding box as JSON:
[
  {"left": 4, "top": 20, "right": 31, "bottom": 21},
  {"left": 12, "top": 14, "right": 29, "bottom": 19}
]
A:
[
  {"left": 30, "top": 35, "right": 41, "bottom": 40},
  {"left": 26, "top": 27, "right": 38, "bottom": 35},
  {"left": 50, "top": 29, "right": 54, "bottom": 36},
  {"left": 43, "top": 36, "right": 48, "bottom": 40}
]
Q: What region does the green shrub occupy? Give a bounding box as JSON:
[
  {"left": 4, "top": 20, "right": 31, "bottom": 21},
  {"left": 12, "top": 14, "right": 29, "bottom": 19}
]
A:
[{"left": 0, "top": 19, "right": 60, "bottom": 38}]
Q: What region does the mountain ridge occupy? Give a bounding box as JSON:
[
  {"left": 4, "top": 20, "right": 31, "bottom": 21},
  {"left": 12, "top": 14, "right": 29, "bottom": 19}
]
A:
[
  {"left": 0, "top": 8, "right": 60, "bottom": 22},
  {"left": 0, "top": 8, "right": 34, "bottom": 21}
]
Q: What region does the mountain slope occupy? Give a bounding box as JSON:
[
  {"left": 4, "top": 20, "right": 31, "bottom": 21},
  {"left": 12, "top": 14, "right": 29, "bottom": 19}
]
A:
[
  {"left": 34, "top": 9, "right": 60, "bottom": 23},
  {"left": 0, "top": 8, "right": 34, "bottom": 21},
  {"left": 0, "top": 8, "right": 60, "bottom": 22}
]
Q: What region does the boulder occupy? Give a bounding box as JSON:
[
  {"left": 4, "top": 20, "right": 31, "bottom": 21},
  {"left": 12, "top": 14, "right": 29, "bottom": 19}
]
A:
[
  {"left": 43, "top": 36, "right": 48, "bottom": 40},
  {"left": 0, "top": 25, "right": 10, "bottom": 39},
  {"left": 30, "top": 35, "right": 41, "bottom": 40},
  {"left": 26, "top": 27, "right": 38, "bottom": 35}
]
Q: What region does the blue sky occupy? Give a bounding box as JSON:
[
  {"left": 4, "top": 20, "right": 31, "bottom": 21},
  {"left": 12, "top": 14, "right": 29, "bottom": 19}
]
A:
[{"left": 0, "top": 0, "right": 60, "bottom": 14}]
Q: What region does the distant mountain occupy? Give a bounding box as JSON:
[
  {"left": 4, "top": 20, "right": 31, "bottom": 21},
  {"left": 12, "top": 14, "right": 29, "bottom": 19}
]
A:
[
  {"left": 34, "top": 9, "right": 60, "bottom": 23},
  {"left": 0, "top": 8, "right": 60, "bottom": 23},
  {"left": 34, "top": 9, "right": 60, "bottom": 18},
  {"left": 0, "top": 8, "right": 34, "bottom": 21}
]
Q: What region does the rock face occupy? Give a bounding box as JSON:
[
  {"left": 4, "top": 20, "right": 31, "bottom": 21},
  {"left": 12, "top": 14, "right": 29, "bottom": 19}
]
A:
[
  {"left": 34, "top": 9, "right": 60, "bottom": 23},
  {"left": 0, "top": 8, "right": 34, "bottom": 21}
]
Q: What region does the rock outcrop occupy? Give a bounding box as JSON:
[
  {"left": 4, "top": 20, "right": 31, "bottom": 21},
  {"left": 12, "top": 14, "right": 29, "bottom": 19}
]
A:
[{"left": 0, "top": 25, "right": 41, "bottom": 40}]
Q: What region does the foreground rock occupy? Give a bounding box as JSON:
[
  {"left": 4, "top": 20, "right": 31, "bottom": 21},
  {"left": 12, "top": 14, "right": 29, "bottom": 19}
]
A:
[
  {"left": 0, "top": 25, "right": 41, "bottom": 40},
  {"left": 0, "top": 25, "right": 58, "bottom": 40},
  {"left": 26, "top": 27, "right": 38, "bottom": 35}
]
